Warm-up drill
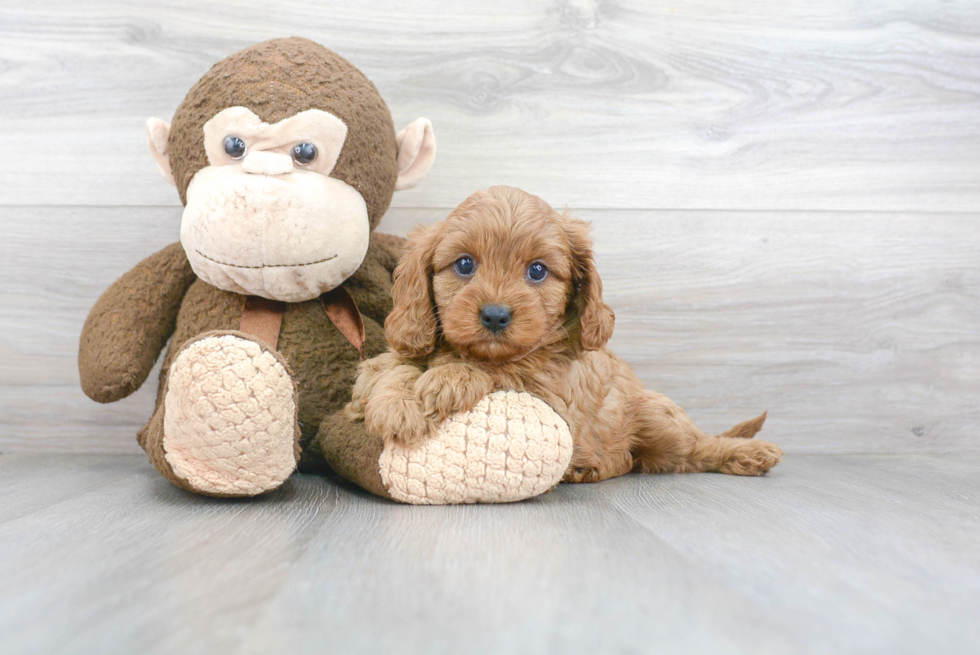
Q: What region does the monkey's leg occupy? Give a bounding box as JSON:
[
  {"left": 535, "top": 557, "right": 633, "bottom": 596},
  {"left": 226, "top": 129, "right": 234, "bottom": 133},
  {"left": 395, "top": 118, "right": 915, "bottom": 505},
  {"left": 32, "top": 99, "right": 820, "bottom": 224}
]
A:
[
  {"left": 138, "top": 331, "right": 300, "bottom": 497},
  {"left": 630, "top": 392, "right": 781, "bottom": 476},
  {"left": 313, "top": 409, "right": 393, "bottom": 500},
  {"left": 318, "top": 392, "right": 574, "bottom": 505}
]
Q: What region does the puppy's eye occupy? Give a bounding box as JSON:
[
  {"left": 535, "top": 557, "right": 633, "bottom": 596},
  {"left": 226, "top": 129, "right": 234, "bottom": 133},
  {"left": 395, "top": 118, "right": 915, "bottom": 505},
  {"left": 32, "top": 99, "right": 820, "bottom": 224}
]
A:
[
  {"left": 291, "top": 142, "right": 317, "bottom": 165},
  {"left": 223, "top": 136, "right": 246, "bottom": 160},
  {"left": 454, "top": 256, "right": 475, "bottom": 276},
  {"left": 526, "top": 261, "right": 548, "bottom": 282}
]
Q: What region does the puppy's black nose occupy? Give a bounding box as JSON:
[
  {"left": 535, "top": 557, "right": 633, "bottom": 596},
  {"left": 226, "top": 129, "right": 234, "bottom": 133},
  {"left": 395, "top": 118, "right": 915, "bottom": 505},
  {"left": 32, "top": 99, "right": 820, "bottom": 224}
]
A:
[{"left": 480, "top": 305, "right": 512, "bottom": 334}]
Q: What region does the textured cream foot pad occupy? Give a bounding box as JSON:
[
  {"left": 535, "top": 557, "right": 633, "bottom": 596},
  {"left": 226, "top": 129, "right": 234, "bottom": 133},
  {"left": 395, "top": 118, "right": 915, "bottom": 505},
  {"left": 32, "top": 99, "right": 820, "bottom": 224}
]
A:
[
  {"left": 164, "top": 335, "right": 298, "bottom": 496},
  {"left": 379, "top": 391, "right": 574, "bottom": 505}
]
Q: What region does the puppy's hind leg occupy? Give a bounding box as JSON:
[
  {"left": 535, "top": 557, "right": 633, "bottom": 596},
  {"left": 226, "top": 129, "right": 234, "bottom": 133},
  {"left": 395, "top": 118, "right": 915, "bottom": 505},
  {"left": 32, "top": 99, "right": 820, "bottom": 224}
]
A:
[{"left": 630, "top": 393, "right": 781, "bottom": 477}]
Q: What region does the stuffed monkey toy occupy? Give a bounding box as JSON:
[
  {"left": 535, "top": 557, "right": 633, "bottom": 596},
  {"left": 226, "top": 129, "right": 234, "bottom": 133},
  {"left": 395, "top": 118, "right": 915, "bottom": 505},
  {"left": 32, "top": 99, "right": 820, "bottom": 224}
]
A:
[{"left": 80, "top": 37, "right": 571, "bottom": 503}]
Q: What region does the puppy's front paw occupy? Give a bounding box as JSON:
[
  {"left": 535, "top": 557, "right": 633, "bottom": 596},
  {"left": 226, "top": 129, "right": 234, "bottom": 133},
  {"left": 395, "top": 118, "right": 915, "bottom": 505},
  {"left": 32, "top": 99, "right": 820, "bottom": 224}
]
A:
[
  {"left": 414, "top": 365, "right": 493, "bottom": 421},
  {"left": 365, "top": 398, "right": 431, "bottom": 448},
  {"left": 719, "top": 440, "right": 783, "bottom": 476}
]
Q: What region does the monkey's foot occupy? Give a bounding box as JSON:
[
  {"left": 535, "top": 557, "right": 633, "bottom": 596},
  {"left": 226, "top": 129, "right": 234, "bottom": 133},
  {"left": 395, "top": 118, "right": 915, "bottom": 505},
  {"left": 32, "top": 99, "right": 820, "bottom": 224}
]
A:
[
  {"left": 163, "top": 332, "right": 299, "bottom": 496},
  {"left": 377, "top": 391, "right": 574, "bottom": 504}
]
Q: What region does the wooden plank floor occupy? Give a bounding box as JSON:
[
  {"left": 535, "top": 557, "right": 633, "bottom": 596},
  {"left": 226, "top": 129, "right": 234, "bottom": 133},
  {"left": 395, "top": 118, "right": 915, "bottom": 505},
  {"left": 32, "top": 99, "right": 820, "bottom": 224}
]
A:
[{"left": 0, "top": 452, "right": 977, "bottom": 654}]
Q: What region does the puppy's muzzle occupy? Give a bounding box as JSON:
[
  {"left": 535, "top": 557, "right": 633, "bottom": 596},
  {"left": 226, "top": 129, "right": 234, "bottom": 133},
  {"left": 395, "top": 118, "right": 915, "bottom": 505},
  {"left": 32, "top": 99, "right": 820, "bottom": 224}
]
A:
[{"left": 480, "top": 305, "right": 512, "bottom": 334}]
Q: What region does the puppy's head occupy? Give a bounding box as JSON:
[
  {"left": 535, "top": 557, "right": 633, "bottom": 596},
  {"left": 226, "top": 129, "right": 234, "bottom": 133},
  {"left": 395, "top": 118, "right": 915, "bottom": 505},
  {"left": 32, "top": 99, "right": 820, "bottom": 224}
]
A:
[{"left": 386, "top": 186, "right": 615, "bottom": 362}]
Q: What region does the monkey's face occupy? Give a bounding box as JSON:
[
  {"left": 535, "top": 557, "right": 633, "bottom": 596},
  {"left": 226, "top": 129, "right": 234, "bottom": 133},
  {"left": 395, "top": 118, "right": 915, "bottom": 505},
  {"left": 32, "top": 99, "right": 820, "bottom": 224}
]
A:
[{"left": 180, "top": 106, "right": 370, "bottom": 303}]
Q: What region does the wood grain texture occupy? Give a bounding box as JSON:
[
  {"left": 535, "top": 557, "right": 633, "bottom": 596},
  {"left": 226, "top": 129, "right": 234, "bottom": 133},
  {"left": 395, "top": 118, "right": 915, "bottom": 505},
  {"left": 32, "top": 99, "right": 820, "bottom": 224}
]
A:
[
  {"left": 0, "top": 452, "right": 977, "bottom": 654},
  {"left": 1, "top": 2, "right": 977, "bottom": 454},
  {"left": 0, "top": 0, "right": 978, "bottom": 210},
  {"left": 592, "top": 210, "right": 980, "bottom": 454},
  {"left": 2, "top": 206, "right": 976, "bottom": 454},
  {"left": 2, "top": 5, "right": 977, "bottom": 653}
]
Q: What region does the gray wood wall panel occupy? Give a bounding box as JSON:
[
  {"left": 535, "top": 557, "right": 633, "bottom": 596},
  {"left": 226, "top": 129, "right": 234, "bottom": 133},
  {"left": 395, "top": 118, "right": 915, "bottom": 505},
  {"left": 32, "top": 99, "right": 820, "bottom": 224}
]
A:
[
  {"left": 0, "top": 1, "right": 977, "bottom": 455},
  {"left": 2, "top": 206, "right": 976, "bottom": 454},
  {"left": 0, "top": 1, "right": 979, "bottom": 210}
]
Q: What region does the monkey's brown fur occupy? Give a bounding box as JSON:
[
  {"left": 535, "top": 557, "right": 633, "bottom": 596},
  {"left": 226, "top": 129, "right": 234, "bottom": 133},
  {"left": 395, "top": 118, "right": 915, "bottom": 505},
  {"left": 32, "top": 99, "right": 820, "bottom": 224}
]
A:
[
  {"left": 78, "top": 38, "right": 406, "bottom": 495},
  {"left": 168, "top": 37, "right": 398, "bottom": 227},
  {"left": 351, "top": 186, "right": 783, "bottom": 482},
  {"left": 80, "top": 235, "right": 401, "bottom": 493}
]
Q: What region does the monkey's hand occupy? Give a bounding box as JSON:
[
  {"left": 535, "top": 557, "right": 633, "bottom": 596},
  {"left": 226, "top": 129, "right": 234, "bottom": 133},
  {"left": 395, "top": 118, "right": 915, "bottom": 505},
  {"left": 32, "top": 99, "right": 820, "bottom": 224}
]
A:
[
  {"left": 414, "top": 362, "right": 495, "bottom": 423},
  {"left": 79, "top": 243, "right": 196, "bottom": 403}
]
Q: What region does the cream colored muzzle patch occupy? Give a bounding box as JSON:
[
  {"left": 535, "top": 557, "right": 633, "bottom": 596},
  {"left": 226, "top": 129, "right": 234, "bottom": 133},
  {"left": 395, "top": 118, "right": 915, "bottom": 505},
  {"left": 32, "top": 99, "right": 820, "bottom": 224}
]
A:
[
  {"left": 163, "top": 334, "right": 298, "bottom": 496},
  {"left": 379, "top": 391, "right": 573, "bottom": 505},
  {"left": 181, "top": 168, "right": 370, "bottom": 302}
]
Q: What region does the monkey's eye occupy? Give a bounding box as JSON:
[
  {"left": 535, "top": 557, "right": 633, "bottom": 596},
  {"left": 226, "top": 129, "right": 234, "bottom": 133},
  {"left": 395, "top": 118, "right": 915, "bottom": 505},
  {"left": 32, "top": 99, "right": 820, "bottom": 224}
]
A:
[
  {"left": 223, "top": 136, "right": 246, "bottom": 160},
  {"left": 454, "top": 256, "right": 475, "bottom": 277},
  {"left": 291, "top": 142, "right": 318, "bottom": 165},
  {"left": 526, "top": 261, "right": 548, "bottom": 282}
]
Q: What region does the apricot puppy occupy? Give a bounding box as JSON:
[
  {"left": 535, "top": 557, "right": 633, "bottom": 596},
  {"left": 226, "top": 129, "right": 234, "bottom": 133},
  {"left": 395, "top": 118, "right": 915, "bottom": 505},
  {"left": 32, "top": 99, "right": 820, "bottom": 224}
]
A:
[{"left": 347, "top": 186, "right": 782, "bottom": 482}]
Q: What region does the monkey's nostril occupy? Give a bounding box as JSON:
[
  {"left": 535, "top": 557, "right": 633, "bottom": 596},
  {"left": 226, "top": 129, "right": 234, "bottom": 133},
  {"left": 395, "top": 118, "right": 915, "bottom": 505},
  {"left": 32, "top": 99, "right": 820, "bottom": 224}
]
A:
[{"left": 480, "top": 305, "right": 512, "bottom": 334}]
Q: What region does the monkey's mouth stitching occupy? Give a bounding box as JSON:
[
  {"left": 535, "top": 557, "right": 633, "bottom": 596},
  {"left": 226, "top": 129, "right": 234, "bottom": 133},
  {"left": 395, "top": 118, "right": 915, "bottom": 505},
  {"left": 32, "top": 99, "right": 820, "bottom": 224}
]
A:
[{"left": 195, "top": 249, "right": 338, "bottom": 269}]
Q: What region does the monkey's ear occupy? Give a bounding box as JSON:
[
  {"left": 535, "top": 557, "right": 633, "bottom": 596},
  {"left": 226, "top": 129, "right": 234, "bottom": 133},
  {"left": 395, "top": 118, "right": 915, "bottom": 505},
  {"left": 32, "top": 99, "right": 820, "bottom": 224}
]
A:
[
  {"left": 145, "top": 118, "right": 176, "bottom": 186},
  {"left": 394, "top": 118, "right": 436, "bottom": 191}
]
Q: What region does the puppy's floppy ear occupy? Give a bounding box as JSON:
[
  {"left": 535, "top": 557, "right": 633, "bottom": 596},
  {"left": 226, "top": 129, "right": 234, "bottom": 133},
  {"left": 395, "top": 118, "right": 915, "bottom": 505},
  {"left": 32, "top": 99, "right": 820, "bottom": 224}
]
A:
[
  {"left": 385, "top": 222, "right": 442, "bottom": 358},
  {"left": 564, "top": 215, "right": 615, "bottom": 351}
]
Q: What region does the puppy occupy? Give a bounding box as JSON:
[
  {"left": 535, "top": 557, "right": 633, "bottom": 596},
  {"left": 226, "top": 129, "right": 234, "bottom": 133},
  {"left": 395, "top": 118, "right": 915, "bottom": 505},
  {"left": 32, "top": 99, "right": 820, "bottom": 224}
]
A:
[{"left": 346, "top": 186, "right": 782, "bottom": 482}]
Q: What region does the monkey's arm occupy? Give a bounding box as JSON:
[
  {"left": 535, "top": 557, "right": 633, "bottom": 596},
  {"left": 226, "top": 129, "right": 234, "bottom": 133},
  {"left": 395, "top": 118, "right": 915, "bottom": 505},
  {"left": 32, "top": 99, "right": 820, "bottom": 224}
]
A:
[
  {"left": 79, "top": 242, "right": 197, "bottom": 403},
  {"left": 370, "top": 231, "right": 408, "bottom": 275}
]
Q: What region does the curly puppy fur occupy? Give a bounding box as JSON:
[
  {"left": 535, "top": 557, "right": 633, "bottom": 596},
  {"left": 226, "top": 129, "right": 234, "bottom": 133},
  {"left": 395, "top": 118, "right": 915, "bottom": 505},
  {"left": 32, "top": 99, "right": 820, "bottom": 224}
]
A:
[{"left": 347, "top": 186, "right": 782, "bottom": 482}]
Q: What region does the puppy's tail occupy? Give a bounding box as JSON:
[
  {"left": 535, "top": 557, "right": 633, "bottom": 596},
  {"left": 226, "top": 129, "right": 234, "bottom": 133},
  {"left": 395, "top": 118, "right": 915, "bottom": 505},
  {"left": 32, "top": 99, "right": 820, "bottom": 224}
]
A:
[{"left": 716, "top": 411, "right": 767, "bottom": 439}]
